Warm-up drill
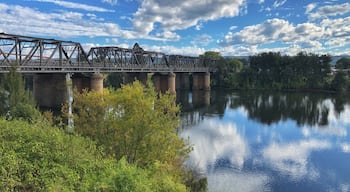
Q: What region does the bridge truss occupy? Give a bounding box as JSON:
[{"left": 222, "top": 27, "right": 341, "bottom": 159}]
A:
[{"left": 0, "top": 33, "right": 213, "bottom": 73}]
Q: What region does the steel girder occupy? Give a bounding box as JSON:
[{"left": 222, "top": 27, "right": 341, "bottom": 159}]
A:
[{"left": 0, "top": 33, "right": 212, "bottom": 73}]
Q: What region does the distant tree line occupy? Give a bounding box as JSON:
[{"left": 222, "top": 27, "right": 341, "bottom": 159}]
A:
[{"left": 206, "top": 51, "right": 350, "bottom": 92}]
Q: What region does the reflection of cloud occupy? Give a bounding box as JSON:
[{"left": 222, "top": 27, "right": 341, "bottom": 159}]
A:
[
  {"left": 263, "top": 139, "right": 331, "bottom": 180},
  {"left": 207, "top": 170, "right": 270, "bottom": 192},
  {"left": 180, "top": 119, "right": 249, "bottom": 172},
  {"left": 302, "top": 126, "right": 347, "bottom": 137},
  {"left": 340, "top": 143, "right": 350, "bottom": 153}
]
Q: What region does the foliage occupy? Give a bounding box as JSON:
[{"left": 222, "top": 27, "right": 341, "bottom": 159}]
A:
[
  {"left": 104, "top": 72, "right": 124, "bottom": 88},
  {"left": 213, "top": 52, "right": 333, "bottom": 90},
  {"left": 335, "top": 57, "right": 350, "bottom": 69},
  {"left": 331, "top": 71, "right": 349, "bottom": 92},
  {"left": 0, "top": 65, "right": 41, "bottom": 123},
  {"left": 0, "top": 118, "right": 187, "bottom": 192},
  {"left": 71, "top": 80, "right": 191, "bottom": 187}
]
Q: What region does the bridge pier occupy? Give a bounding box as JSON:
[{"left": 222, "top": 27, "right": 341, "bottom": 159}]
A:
[
  {"left": 90, "top": 73, "right": 104, "bottom": 93},
  {"left": 192, "top": 72, "right": 210, "bottom": 90},
  {"left": 71, "top": 73, "right": 90, "bottom": 93},
  {"left": 33, "top": 73, "right": 67, "bottom": 108},
  {"left": 152, "top": 72, "right": 176, "bottom": 94},
  {"left": 71, "top": 73, "right": 104, "bottom": 93}
]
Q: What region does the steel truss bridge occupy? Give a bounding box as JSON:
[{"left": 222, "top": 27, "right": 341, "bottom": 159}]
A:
[{"left": 0, "top": 33, "right": 215, "bottom": 73}]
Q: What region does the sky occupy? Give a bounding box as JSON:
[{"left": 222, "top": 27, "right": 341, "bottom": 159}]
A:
[{"left": 1, "top": 0, "right": 350, "bottom": 56}]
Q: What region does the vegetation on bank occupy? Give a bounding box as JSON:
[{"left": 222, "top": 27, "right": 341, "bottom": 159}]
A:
[
  {"left": 0, "top": 68, "right": 203, "bottom": 191},
  {"left": 206, "top": 51, "right": 350, "bottom": 92}
]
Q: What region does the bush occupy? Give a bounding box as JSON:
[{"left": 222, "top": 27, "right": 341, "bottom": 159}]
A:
[{"left": 0, "top": 118, "right": 187, "bottom": 191}]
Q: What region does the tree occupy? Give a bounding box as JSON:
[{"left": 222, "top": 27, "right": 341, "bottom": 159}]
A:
[
  {"left": 0, "top": 118, "right": 187, "bottom": 191},
  {"left": 331, "top": 71, "right": 349, "bottom": 92},
  {"left": 336, "top": 57, "right": 350, "bottom": 69},
  {"left": 71, "top": 80, "right": 191, "bottom": 184},
  {"left": 0, "top": 65, "right": 41, "bottom": 123}
]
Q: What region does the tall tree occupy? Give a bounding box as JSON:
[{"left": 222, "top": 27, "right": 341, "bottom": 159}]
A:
[
  {"left": 0, "top": 65, "right": 40, "bottom": 122},
  {"left": 71, "top": 80, "right": 190, "bottom": 183}
]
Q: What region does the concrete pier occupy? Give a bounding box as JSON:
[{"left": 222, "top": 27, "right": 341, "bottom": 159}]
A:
[
  {"left": 71, "top": 73, "right": 90, "bottom": 93},
  {"left": 192, "top": 72, "right": 210, "bottom": 90},
  {"left": 152, "top": 72, "right": 176, "bottom": 93},
  {"left": 33, "top": 73, "right": 67, "bottom": 108},
  {"left": 90, "top": 73, "right": 104, "bottom": 93}
]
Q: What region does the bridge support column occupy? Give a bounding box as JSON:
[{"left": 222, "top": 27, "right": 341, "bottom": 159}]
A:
[
  {"left": 168, "top": 72, "right": 176, "bottom": 94},
  {"left": 33, "top": 73, "right": 67, "bottom": 108},
  {"left": 192, "top": 72, "right": 210, "bottom": 90},
  {"left": 176, "top": 73, "right": 190, "bottom": 90},
  {"left": 90, "top": 73, "right": 104, "bottom": 93},
  {"left": 71, "top": 73, "right": 90, "bottom": 93},
  {"left": 152, "top": 72, "right": 176, "bottom": 94}
]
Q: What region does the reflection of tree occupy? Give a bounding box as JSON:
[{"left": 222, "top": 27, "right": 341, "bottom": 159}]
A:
[
  {"left": 178, "top": 90, "right": 228, "bottom": 129},
  {"left": 230, "top": 91, "right": 350, "bottom": 126},
  {"left": 179, "top": 90, "right": 350, "bottom": 127}
]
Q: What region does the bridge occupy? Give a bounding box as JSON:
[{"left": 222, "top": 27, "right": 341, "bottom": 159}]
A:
[
  {"left": 0, "top": 33, "right": 213, "bottom": 73},
  {"left": 0, "top": 33, "right": 215, "bottom": 108}
]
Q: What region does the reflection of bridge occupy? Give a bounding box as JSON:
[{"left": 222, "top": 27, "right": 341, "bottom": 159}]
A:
[{"left": 0, "top": 33, "right": 215, "bottom": 107}]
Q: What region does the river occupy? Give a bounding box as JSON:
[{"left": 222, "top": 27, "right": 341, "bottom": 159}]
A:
[{"left": 178, "top": 90, "right": 350, "bottom": 192}]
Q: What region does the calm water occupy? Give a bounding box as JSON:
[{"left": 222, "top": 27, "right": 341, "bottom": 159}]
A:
[{"left": 178, "top": 90, "right": 350, "bottom": 192}]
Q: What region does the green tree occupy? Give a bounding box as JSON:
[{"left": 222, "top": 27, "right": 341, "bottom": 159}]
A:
[
  {"left": 331, "top": 71, "right": 349, "bottom": 92},
  {"left": 71, "top": 80, "right": 191, "bottom": 185},
  {"left": 336, "top": 57, "right": 350, "bottom": 69},
  {"left": 0, "top": 65, "right": 41, "bottom": 122},
  {"left": 0, "top": 118, "right": 187, "bottom": 191}
]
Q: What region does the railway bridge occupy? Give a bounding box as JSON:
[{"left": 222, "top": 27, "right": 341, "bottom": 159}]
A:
[{"left": 0, "top": 33, "right": 216, "bottom": 108}]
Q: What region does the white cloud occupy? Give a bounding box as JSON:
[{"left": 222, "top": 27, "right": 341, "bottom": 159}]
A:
[
  {"left": 132, "top": 0, "right": 245, "bottom": 34},
  {"left": 308, "top": 3, "right": 350, "bottom": 20},
  {"left": 258, "top": 0, "right": 265, "bottom": 4},
  {"left": 155, "top": 31, "right": 180, "bottom": 41},
  {"left": 273, "top": 0, "right": 287, "bottom": 8},
  {"left": 191, "top": 34, "right": 213, "bottom": 47},
  {"left": 305, "top": 3, "right": 317, "bottom": 14},
  {"left": 229, "top": 25, "right": 238, "bottom": 30},
  {"left": 0, "top": 3, "right": 168, "bottom": 41},
  {"left": 102, "top": 0, "right": 118, "bottom": 6},
  {"left": 218, "top": 15, "right": 350, "bottom": 55},
  {"left": 32, "top": 0, "right": 114, "bottom": 12}
]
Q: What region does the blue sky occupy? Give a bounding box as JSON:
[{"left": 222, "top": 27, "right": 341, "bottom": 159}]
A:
[{"left": 1, "top": 0, "right": 350, "bottom": 56}]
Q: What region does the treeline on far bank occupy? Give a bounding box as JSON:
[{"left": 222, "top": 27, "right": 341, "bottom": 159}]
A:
[{"left": 206, "top": 51, "right": 350, "bottom": 92}]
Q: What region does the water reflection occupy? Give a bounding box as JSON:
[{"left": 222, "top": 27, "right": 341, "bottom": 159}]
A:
[
  {"left": 262, "top": 139, "right": 331, "bottom": 180},
  {"left": 180, "top": 120, "right": 249, "bottom": 172},
  {"left": 179, "top": 90, "right": 350, "bottom": 192}
]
